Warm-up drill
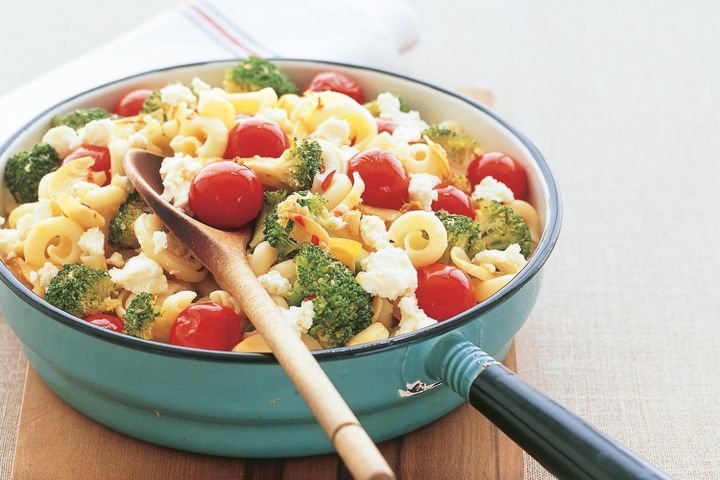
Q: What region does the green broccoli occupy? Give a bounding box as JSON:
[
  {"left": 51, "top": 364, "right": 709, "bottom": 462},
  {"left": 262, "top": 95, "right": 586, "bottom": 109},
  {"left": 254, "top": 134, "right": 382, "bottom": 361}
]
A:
[
  {"left": 475, "top": 199, "right": 532, "bottom": 257},
  {"left": 123, "top": 292, "right": 160, "bottom": 340},
  {"left": 4, "top": 144, "right": 61, "bottom": 203},
  {"left": 224, "top": 57, "right": 298, "bottom": 96},
  {"left": 363, "top": 94, "right": 411, "bottom": 116},
  {"left": 45, "top": 264, "right": 117, "bottom": 317},
  {"left": 141, "top": 90, "right": 163, "bottom": 114},
  {"left": 423, "top": 124, "right": 479, "bottom": 170},
  {"left": 243, "top": 137, "right": 323, "bottom": 191},
  {"left": 50, "top": 108, "right": 112, "bottom": 130},
  {"left": 285, "top": 245, "right": 372, "bottom": 348},
  {"left": 108, "top": 192, "right": 151, "bottom": 248},
  {"left": 262, "top": 190, "right": 301, "bottom": 260},
  {"left": 435, "top": 210, "right": 486, "bottom": 258}
]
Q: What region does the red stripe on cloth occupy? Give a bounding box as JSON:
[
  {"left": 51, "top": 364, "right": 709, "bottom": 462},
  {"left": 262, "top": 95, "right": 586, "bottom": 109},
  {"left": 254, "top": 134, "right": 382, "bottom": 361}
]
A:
[{"left": 188, "top": 3, "right": 258, "bottom": 56}]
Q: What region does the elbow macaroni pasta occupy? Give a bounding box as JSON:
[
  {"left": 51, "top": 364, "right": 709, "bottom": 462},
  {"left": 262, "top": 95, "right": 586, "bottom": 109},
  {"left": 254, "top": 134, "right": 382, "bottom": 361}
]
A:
[{"left": 388, "top": 211, "right": 448, "bottom": 267}]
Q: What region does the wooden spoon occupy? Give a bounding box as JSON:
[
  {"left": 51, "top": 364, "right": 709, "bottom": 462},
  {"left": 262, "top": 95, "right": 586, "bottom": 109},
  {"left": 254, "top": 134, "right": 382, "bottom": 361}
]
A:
[{"left": 124, "top": 150, "right": 394, "bottom": 480}]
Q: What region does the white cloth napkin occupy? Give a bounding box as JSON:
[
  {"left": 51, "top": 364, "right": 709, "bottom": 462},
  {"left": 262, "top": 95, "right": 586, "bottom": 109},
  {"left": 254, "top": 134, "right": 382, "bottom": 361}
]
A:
[{"left": 0, "top": 0, "right": 419, "bottom": 144}]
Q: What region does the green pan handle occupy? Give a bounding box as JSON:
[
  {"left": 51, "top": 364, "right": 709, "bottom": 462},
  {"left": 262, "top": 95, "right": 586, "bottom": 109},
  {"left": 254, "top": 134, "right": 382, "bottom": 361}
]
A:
[{"left": 428, "top": 336, "right": 669, "bottom": 480}]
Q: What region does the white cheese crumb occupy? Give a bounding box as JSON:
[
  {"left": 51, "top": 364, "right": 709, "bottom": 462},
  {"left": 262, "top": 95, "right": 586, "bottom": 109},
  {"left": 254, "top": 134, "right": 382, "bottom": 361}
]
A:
[
  {"left": 160, "top": 83, "right": 196, "bottom": 106},
  {"left": 279, "top": 300, "right": 314, "bottom": 334},
  {"left": 408, "top": 173, "right": 441, "bottom": 211},
  {"left": 41, "top": 126, "right": 79, "bottom": 158},
  {"left": 257, "top": 270, "right": 292, "bottom": 296},
  {"left": 356, "top": 247, "right": 417, "bottom": 300},
  {"left": 160, "top": 153, "right": 203, "bottom": 212},
  {"left": 360, "top": 215, "right": 391, "bottom": 250},
  {"left": 152, "top": 231, "right": 168, "bottom": 255},
  {"left": 78, "top": 118, "right": 115, "bottom": 147},
  {"left": 78, "top": 227, "right": 105, "bottom": 257},
  {"left": 128, "top": 130, "right": 149, "bottom": 149},
  {"left": 256, "top": 108, "right": 291, "bottom": 132},
  {"left": 16, "top": 200, "right": 53, "bottom": 240},
  {"left": 376, "top": 92, "right": 428, "bottom": 131},
  {"left": 190, "top": 77, "right": 212, "bottom": 94},
  {"left": 0, "top": 229, "right": 20, "bottom": 258},
  {"left": 312, "top": 116, "right": 351, "bottom": 146},
  {"left": 395, "top": 294, "right": 437, "bottom": 336},
  {"left": 37, "top": 262, "right": 60, "bottom": 288},
  {"left": 392, "top": 125, "right": 422, "bottom": 143},
  {"left": 0, "top": 216, "right": 5, "bottom": 226},
  {"left": 107, "top": 252, "right": 125, "bottom": 268},
  {"left": 472, "top": 243, "right": 527, "bottom": 274},
  {"left": 471, "top": 176, "right": 515, "bottom": 204},
  {"left": 109, "top": 253, "right": 168, "bottom": 294}
]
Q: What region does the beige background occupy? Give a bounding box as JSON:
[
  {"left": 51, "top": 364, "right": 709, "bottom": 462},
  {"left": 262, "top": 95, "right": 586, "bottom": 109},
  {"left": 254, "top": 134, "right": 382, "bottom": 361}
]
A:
[{"left": 2, "top": 0, "right": 720, "bottom": 478}]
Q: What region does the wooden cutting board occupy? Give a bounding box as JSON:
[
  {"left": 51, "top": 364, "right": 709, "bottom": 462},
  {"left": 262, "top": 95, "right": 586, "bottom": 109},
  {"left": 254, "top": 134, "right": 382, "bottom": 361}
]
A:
[{"left": 11, "top": 88, "right": 522, "bottom": 479}]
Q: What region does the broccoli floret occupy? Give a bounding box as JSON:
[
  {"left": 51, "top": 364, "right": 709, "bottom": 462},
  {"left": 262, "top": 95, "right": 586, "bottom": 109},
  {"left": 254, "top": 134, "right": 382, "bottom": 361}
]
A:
[
  {"left": 285, "top": 245, "right": 372, "bottom": 348},
  {"left": 363, "top": 94, "right": 411, "bottom": 116},
  {"left": 51, "top": 108, "right": 111, "bottom": 130},
  {"left": 4, "top": 144, "right": 61, "bottom": 203},
  {"left": 108, "top": 192, "right": 151, "bottom": 248},
  {"left": 424, "top": 124, "right": 479, "bottom": 170},
  {"left": 243, "top": 137, "right": 323, "bottom": 191},
  {"left": 277, "top": 190, "right": 339, "bottom": 230},
  {"left": 435, "top": 210, "right": 486, "bottom": 258},
  {"left": 224, "top": 57, "right": 298, "bottom": 96},
  {"left": 475, "top": 199, "right": 532, "bottom": 257},
  {"left": 262, "top": 190, "right": 301, "bottom": 260},
  {"left": 45, "top": 264, "right": 117, "bottom": 317},
  {"left": 123, "top": 292, "right": 160, "bottom": 340},
  {"left": 141, "top": 90, "right": 163, "bottom": 114}
]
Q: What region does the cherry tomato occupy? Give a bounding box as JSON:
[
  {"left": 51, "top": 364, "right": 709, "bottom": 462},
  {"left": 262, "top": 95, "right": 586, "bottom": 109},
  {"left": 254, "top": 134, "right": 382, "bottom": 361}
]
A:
[
  {"left": 306, "top": 71, "right": 365, "bottom": 104},
  {"left": 416, "top": 263, "right": 476, "bottom": 321},
  {"left": 375, "top": 118, "right": 397, "bottom": 135},
  {"left": 189, "top": 161, "right": 264, "bottom": 229},
  {"left": 84, "top": 313, "right": 125, "bottom": 332},
  {"left": 432, "top": 185, "right": 475, "bottom": 218},
  {"left": 114, "top": 89, "right": 153, "bottom": 117},
  {"left": 224, "top": 118, "right": 288, "bottom": 159},
  {"left": 467, "top": 152, "right": 529, "bottom": 200},
  {"left": 170, "top": 302, "right": 244, "bottom": 351},
  {"left": 347, "top": 148, "right": 409, "bottom": 209},
  {"left": 63, "top": 145, "right": 112, "bottom": 186}
]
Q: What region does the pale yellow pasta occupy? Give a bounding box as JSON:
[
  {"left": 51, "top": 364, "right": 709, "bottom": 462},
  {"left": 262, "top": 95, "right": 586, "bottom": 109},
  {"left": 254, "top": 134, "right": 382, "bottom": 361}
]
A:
[
  {"left": 135, "top": 214, "right": 207, "bottom": 282},
  {"left": 37, "top": 172, "right": 54, "bottom": 200},
  {"left": 473, "top": 275, "right": 514, "bottom": 302},
  {"left": 114, "top": 289, "right": 137, "bottom": 318},
  {"left": 194, "top": 275, "right": 221, "bottom": 297},
  {"left": 80, "top": 253, "right": 106, "bottom": 270},
  {"left": 336, "top": 172, "right": 365, "bottom": 211},
  {"left": 170, "top": 115, "right": 228, "bottom": 158},
  {"left": 450, "top": 246, "right": 495, "bottom": 281},
  {"left": 198, "top": 91, "right": 236, "bottom": 128},
  {"left": 277, "top": 93, "right": 301, "bottom": 116},
  {"left": 508, "top": 199, "right": 541, "bottom": 244},
  {"left": 24, "top": 217, "right": 84, "bottom": 267},
  {"left": 397, "top": 139, "right": 450, "bottom": 178},
  {"left": 388, "top": 211, "right": 448, "bottom": 267},
  {"left": 8, "top": 203, "right": 37, "bottom": 228},
  {"left": 313, "top": 172, "right": 352, "bottom": 210},
  {"left": 290, "top": 215, "right": 331, "bottom": 248},
  {"left": 271, "top": 295, "right": 289, "bottom": 308},
  {"left": 57, "top": 195, "right": 105, "bottom": 229},
  {"left": 269, "top": 259, "right": 296, "bottom": 283},
  {"left": 357, "top": 204, "right": 402, "bottom": 223},
  {"left": 315, "top": 139, "right": 348, "bottom": 174},
  {"left": 227, "top": 87, "right": 277, "bottom": 115},
  {"left": 208, "top": 290, "right": 244, "bottom": 317},
  {"left": 83, "top": 184, "right": 130, "bottom": 221},
  {"left": 155, "top": 290, "right": 197, "bottom": 342},
  {"left": 108, "top": 138, "right": 130, "bottom": 176},
  {"left": 156, "top": 279, "right": 194, "bottom": 305},
  {"left": 371, "top": 295, "right": 395, "bottom": 329},
  {"left": 232, "top": 331, "right": 322, "bottom": 352},
  {"left": 346, "top": 323, "right": 390, "bottom": 346},
  {"left": 47, "top": 157, "right": 96, "bottom": 201},
  {"left": 248, "top": 240, "right": 279, "bottom": 276}
]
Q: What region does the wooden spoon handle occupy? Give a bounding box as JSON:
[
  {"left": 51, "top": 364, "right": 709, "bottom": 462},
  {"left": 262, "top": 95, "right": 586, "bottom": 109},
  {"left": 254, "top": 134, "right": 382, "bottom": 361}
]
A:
[{"left": 218, "top": 256, "right": 395, "bottom": 480}]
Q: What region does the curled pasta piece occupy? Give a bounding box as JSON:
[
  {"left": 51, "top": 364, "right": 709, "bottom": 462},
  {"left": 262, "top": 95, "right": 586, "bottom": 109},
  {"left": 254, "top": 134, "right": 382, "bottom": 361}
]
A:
[
  {"left": 336, "top": 172, "right": 365, "bottom": 211},
  {"left": 277, "top": 93, "right": 301, "bottom": 116},
  {"left": 114, "top": 289, "right": 137, "bottom": 318},
  {"left": 313, "top": 172, "right": 352, "bottom": 210},
  {"left": 226, "top": 87, "right": 278, "bottom": 115},
  {"left": 24, "top": 217, "right": 84, "bottom": 267},
  {"left": 371, "top": 295, "right": 395, "bottom": 329},
  {"left": 315, "top": 139, "right": 348, "bottom": 174},
  {"left": 37, "top": 172, "right": 54, "bottom": 200},
  {"left": 357, "top": 204, "right": 401, "bottom": 223},
  {"left": 473, "top": 274, "right": 514, "bottom": 302},
  {"left": 507, "top": 199, "right": 541, "bottom": 244},
  {"left": 388, "top": 211, "right": 448, "bottom": 268},
  {"left": 198, "top": 90, "right": 236, "bottom": 128},
  {"left": 47, "top": 157, "right": 95, "bottom": 201},
  {"left": 450, "top": 246, "right": 495, "bottom": 281},
  {"left": 271, "top": 295, "right": 289, "bottom": 309},
  {"left": 8, "top": 203, "right": 37, "bottom": 228},
  {"left": 396, "top": 139, "right": 450, "bottom": 178},
  {"left": 57, "top": 195, "right": 105, "bottom": 229},
  {"left": 83, "top": 185, "right": 130, "bottom": 222},
  {"left": 170, "top": 115, "right": 228, "bottom": 159},
  {"left": 154, "top": 290, "right": 197, "bottom": 342},
  {"left": 269, "top": 259, "right": 297, "bottom": 283},
  {"left": 208, "top": 290, "right": 245, "bottom": 317},
  {"left": 290, "top": 215, "right": 331, "bottom": 249},
  {"left": 247, "top": 241, "right": 279, "bottom": 276},
  {"left": 135, "top": 214, "right": 207, "bottom": 282},
  {"left": 232, "top": 331, "right": 322, "bottom": 352},
  {"left": 346, "top": 322, "right": 390, "bottom": 346}
]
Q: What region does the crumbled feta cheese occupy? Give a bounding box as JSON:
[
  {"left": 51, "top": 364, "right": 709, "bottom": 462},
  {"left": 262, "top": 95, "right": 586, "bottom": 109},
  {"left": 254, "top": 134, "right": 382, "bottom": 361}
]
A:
[
  {"left": 0, "top": 216, "right": 4, "bottom": 226},
  {"left": 109, "top": 253, "right": 168, "bottom": 294},
  {"left": 376, "top": 92, "right": 428, "bottom": 131},
  {"left": 312, "top": 116, "right": 351, "bottom": 146},
  {"left": 360, "top": 215, "right": 390, "bottom": 250},
  {"left": 279, "top": 300, "right": 314, "bottom": 334},
  {"left": 107, "top": 252, "right": 125, "bottom": 268},
  {"left": 392, "top": 125, "right": 422, "bottom": 143},
  {"left": 356, "top": 247, "right": 417, "bottom": 300},
  {"left": 152, "top": 231, "right": 168, "bottom": 255},
  {"left": 472, "top": 243, "right": 527, "bottom": 274},
  {"left": 16, "top": 200, "right": 54, "bottom": 240},
  {"left": 159, "top": 153, "right": 203, "bottom": 212},
  {"left": 128, "top": 130, "right": 149, "bottom": 149},
  {"left": 257, "top": 270, "right": 292, "bottom": 296},
  {"left": 160, "top": 83, "right": 196, "bottom": 106},
  {"left": 0, "top": 229, "right": 20, "bottom": 258},
  {"left": 471, "top": 176, "right": 515, "bottom": 203},
  {"left": 78, "top": 118, "right": 115, "bottom": 147},
  {"left": 41, "top": 126, "right": 79, "bottom": 158},
  {"left": 256, "top": 108, "right": 291, "bottom": 132},
  {"left": 78, "top": 227, "right": 105, "bottom": 257},
  {"left": 395, "top": 294, "right": 437, "bottom": 336},
  {"left": 408, "top": 173, "right": 441, "bottom": 210},
  {"left": 36, "top": 262, "right": 59, "bottom": 288},
  {"left": 190, "top": 77, "right": 212, "bottom": 94}
]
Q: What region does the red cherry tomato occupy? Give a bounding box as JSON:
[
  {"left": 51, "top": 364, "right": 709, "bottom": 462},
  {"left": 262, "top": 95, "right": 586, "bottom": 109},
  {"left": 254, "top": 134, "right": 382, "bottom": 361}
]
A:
[
  {"left": 467, "top": 152, "right": 529, "bottom": 200},
  {"left": 84, "top": 313, "right": 125, "bottom": 332},
  {"left": 189, "top": 161, "right": 264, "bottom": 229},
  {"left": 170, "top": 302, "right": 244, "bottom": 351},
  {"left": 63, "top": 145, "right": 112, "bottom": 186},
  {"left": 375, "top": 118, "right": 397, "bottom": 134},
  {"left": 432, "top": 185, "right": 475, "bottom": 218},
  {"left": 114, "top": 89, "right": 153, "bottom": 117},
  {"left": 416, "top": 263, "right": 476, "bottom": 321},
  {"left": 347, "top": 148, "right": 409, "bottom": 209},
  {"left": 306, "top": 72, "right": 365, "bottom": 104},
  {"left": 224, "top": 118, "right": 288, "bottom": 159}
]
